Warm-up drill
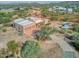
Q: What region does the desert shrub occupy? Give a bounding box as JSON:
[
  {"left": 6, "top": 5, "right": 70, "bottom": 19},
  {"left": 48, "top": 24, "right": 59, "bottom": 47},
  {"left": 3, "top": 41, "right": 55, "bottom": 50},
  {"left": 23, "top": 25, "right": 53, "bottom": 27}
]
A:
[
  {"left": 70, "top": 32, "right": 79, "bottom": 49},
  {"left": 7, "top": 40, "right": 20, "bottom": 57},
  {"left": 71, "top": 41, "right": 79, "bottom": 49},
  {"left": 2, "top": 28, "right": 7, "bottom": 32},
  {"left": 21, "top": 41, "right": 41, "bottom": 58},
  {"left": 0, "top": 48, "right": 8, "bottom": 58},
  {"left": 73, "top": 24, "right": 79, "bottom": 33},
  {"left": 72, "top": 32, "right": 79, "bottom": 41},
  {"left": 64, "top": 29, "right": 73, "bottom": 33},
  {"left": 0, "top": 12, "right": 12, "bottom": 24},
  {"left": 70, "top": 24, "right": 79, "bottom": 49},
  {"left": 35, "top": 25, "right": 58, "bottom": 41}
]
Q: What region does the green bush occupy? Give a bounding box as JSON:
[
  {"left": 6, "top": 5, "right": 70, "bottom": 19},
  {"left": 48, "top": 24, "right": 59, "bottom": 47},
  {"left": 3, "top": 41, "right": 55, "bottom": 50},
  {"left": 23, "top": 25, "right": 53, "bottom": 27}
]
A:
[
  {"left": 2, "top": 28, "right": 7, "bottom": 32},
  {"left": 71, "top": 41, "right": 79, "bottom": 49},
  {"left": 0, "top": 12, "right": 12, "bottom": 24},
  {"left": 35, "top": 25, "right": 57, "bottom": 41},
  {"left": 73, "top": 24, "right": 79, "bottom": 33},
  {"left": 21, "top": 41, "right": 41, "bottom": 58},
  {"left": 71, "top": 32, "right": 79, "bottom": 49},
  {"left": 72, "top": 32, "right": 79, "bottom": 41},
  {"left": 7, "top": 40, "right": 19, "bottom": 57}
]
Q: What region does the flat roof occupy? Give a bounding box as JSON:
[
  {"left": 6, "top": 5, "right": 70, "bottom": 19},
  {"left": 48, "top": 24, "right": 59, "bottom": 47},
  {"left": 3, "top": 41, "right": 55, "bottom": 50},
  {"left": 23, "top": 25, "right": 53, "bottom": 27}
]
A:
[
  {"left": 26, "top": 17, "right": 43, "bottom": 23},
  {"left": 14, "top": 18, "right": 33, "bottom": 26},
  {"left": 13, "top": 17, "right": 43, "bottom": 26},
  {"left": 14, "top": 18, "right": 25, "bottom": 23},
  {"left": 17, "top": 20, "right": 33, "bottom": 26}
]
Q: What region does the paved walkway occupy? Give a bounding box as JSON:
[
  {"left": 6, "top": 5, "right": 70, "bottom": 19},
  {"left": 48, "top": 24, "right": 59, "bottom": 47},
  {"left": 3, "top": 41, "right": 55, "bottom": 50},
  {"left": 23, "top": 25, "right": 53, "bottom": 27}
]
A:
[{"left": 50, "top": 33, "right": 79, "bottom": 58}]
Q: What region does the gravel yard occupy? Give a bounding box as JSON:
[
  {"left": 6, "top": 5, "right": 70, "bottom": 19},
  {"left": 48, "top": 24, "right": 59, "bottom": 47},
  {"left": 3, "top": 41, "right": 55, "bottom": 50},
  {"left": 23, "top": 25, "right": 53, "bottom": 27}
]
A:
[
  {"left": 0, "top": 27, "right": 63, "bottom": 58},
  {"left": 39, "top": 40, "right": 63, "bottom": 58},
  {"left": 0, "top": 27, "right": 28, "bottom": 48}
]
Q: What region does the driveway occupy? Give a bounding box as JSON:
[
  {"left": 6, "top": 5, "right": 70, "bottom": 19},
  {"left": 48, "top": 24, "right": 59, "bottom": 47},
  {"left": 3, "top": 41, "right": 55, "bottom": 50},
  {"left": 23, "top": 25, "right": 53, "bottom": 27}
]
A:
[{"left": 50, "top": 33, "right": 79, "bottom": 58}]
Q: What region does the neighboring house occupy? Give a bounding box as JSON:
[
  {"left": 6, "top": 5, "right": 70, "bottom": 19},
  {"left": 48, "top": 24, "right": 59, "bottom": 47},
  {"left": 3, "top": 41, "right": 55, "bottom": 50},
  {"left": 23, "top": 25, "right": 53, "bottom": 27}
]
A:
[
  {"left": 68, "top": 8, "right": 73, "bottom": 13},
  {"left": 53, "top": 6, "right": 73, "bottom": 13},
  {"left": 13, "top": 17, "right": 45, "bottom": 37}
]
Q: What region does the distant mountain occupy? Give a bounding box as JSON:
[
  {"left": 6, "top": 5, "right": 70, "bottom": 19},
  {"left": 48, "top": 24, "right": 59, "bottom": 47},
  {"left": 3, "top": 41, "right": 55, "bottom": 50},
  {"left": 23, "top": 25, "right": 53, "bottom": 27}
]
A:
[
  {"left": 0, "top": 1, "right": 79, "bottom": 6},
  {"left": 0, "top": 1, "right": 61, "bottom": 5},
  {"left": 0, "top": 1, "right": 79, "bottom": 9},
  {"left": 0, "top": 1, "right": 27, "bottom": 5}
]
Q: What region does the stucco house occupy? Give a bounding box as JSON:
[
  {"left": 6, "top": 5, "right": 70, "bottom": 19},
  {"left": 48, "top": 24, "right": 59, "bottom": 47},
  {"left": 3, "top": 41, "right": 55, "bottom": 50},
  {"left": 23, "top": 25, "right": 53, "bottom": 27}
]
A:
[
  {"left": 53, "top": 6, "right": 73, "bottom": 13},
  {"left": 13, "top": 17, "right": 45, "bottom": 37}
]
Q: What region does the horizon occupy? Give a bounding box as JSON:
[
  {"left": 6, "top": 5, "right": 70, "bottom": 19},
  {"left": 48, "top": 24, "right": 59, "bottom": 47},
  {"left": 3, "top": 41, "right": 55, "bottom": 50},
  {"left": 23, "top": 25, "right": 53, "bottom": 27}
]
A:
[{"left": 0, "top": 1, "right": 63, "bottom": 4}]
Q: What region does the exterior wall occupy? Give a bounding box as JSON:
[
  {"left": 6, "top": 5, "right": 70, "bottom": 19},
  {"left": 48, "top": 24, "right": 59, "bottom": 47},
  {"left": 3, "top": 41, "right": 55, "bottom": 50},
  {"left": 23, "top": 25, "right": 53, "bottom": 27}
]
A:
[
  {"left": 14, "top": 23, "right": 23, "bottom": 32},
  {"left": 23, "top": 23, "right": 41, "bottom": 37}
]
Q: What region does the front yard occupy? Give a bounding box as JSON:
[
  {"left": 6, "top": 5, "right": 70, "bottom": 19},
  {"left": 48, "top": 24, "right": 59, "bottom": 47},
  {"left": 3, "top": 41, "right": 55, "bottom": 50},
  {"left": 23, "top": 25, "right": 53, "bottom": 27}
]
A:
[
  {"left": 0, "top": 27, "right": 28, "bottom": 48},
  {"left": 0, "top": 26, "right": 63, "bottom": 58}
]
